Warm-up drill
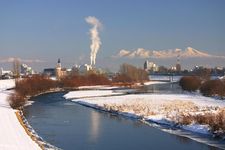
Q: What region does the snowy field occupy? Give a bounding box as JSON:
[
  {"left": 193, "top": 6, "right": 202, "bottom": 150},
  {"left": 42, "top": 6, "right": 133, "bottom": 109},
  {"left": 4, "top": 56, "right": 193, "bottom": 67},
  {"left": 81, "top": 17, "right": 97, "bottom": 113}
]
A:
[
  {"left": 65, "top": 90, "right": 225, "bottom": 135},
  {"left": 0, "top": 79, "right": 41, "bottom": 150},
  {"left": 0, "top": 79, "right": 15, "bottom": 91}
]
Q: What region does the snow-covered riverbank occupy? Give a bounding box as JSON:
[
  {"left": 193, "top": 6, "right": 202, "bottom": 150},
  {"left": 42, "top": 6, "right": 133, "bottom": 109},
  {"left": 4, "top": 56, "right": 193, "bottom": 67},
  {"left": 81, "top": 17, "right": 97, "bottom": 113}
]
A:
[
  {"left": 0, "top": 79, "right": 41, "bottom": 150},
  {"left": 64, "top": 89, "right": 225, "bottom": 137},
  {"left": 0, "top": 79, "right": 15, "bottom": 91}
]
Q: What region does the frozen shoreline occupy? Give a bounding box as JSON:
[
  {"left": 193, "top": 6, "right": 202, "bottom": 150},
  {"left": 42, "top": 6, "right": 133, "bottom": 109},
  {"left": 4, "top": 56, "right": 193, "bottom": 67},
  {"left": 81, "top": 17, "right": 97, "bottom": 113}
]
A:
[{"left": 0, "top": 79, "right": 41, "bottom": 150}]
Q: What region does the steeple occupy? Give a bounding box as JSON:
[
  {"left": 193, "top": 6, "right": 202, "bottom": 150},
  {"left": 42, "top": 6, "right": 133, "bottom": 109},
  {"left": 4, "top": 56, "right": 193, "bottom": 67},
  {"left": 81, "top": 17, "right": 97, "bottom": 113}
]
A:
[{"left": 57, "top": 58, "right": 61, "bottom": 68}]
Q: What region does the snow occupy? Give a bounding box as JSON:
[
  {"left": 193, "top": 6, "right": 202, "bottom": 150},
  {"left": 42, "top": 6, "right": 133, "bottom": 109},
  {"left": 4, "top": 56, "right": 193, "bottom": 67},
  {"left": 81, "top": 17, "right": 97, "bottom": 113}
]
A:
[
  {"left": 78, "top": 85, "right": 119, "bottom": 90},
  {"left": 0, "top": 79, "right": 15, "bottom": 91},
  {"left": 65, "top": 90, "right": 225, "bottom": 135},
  {"left": 0, "top": 79, "right": 41, "bottom": 150},
  {"left": 68, "top": 93, "right": 225, "bottom": 108},
  {"left": 50, "top": 77, "right": 57, "bottom": 80},
  {"left": 146, "top": 115, "right": 173, "bottom": 126},
  {"left": 219, "top": 76, "right": 225, "bottom": 80},
  {"left": 182, "top": 124, "right": 210, "bottom": 135},
  {"left": 144, "top": 81, "right": 170, "bottom": 85},
  {"left": 64, "top": 90, "right": 123, "bottom": 99},
  {"left": 24, "top": 101, "right": 35, "bottom": 107}
]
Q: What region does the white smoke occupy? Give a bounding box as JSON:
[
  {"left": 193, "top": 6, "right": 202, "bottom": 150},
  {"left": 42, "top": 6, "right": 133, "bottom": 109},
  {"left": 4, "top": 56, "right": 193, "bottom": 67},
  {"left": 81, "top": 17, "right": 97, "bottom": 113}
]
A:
[{"left": 85, "top": 16, "right": 102, "bottom": 66}]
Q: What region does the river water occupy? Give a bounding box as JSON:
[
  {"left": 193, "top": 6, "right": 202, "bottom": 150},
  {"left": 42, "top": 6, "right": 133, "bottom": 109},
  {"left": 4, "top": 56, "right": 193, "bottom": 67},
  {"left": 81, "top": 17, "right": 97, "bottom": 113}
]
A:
[{"left": 24, "top": 85, "right": 224, "bottom": 150}]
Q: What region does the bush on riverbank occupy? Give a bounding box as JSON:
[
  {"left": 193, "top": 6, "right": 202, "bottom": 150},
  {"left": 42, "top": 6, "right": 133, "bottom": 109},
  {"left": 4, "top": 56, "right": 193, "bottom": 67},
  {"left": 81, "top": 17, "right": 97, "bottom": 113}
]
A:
[
  {"left": 61, "top": 73, "right": 111, "bottom": 88},
  {"left": 112, "top": 74, "right": 132, "bottom": 83},
  {"left": 8, "top": 75, "right": 57, "bottom": 109},
  {"left": 8, "top": 92, "right": 26, "bottom": 109},
  {"left": 15, "top": 75, "right": 57, "bottom": 97},
  {"left": 179, "top": 76, "right": 225, "bottom": 98},
  {"left": 200, "top": 79, "right": 225, "bottom": 98},
  {"left": 179, "top": 76, "right": 202, "bottom": 92}
]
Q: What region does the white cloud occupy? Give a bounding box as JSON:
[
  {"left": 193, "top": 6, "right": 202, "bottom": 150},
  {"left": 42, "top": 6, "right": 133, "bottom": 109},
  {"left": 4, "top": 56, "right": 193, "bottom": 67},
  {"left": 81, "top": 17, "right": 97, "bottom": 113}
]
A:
[
  {"left": 117, "top": 49, "right": 131, "bottom": 57},
  {"left": 0, "top": 57, "right": 45, "bottom": 63}
]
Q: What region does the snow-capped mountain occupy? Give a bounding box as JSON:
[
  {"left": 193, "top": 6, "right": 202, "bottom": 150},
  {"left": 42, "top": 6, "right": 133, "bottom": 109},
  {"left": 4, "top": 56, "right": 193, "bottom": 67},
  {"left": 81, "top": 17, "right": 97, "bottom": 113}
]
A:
[
  {"left": 181, "top": 47, "right": 210, "bottom": 57},
  {"left": 117, "top": 47, "right": 222, "bottom": 58}
]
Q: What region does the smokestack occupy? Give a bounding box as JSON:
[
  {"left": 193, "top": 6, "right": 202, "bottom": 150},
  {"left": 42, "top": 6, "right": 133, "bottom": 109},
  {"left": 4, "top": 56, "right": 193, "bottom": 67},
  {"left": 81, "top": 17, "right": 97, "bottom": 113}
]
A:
[{"left": 85, "top": 16, "right": 102, "bottom": 66}]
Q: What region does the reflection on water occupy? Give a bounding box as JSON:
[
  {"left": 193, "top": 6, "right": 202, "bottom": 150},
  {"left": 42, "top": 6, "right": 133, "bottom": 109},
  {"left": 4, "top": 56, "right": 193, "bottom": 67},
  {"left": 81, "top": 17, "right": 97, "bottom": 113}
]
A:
[
  {"left": 137, "top": 82, "right": 183, "bottom": 94},
  {"left": 23, "top": 92, "right": 221, "bottom": 150},
  {"left": 89, "top": 111, "right": 101, "bottom": 143}
]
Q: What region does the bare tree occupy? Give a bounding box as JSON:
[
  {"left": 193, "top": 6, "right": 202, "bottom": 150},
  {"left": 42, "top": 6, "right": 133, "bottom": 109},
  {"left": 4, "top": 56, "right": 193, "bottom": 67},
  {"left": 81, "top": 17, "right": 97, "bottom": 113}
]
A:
[
  {"left": 118, "top": 63, "right": 149, "bottom": 82},
  {"left": 13, "top": 58, "right": 20, "bottom": 78}
]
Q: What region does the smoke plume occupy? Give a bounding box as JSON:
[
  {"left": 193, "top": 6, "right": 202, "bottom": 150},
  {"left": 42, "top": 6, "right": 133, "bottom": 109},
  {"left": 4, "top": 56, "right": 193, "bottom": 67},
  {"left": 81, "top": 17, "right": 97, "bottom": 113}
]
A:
[{"left": 85, "top": 16, "right": 102, "bottom": 66}]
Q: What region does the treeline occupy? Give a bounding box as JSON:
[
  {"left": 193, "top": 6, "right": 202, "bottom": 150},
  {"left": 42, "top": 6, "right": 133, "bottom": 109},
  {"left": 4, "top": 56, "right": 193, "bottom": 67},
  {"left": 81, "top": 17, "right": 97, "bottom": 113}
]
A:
[
  {"left": 179, "top": 76, "right": 225, "bottom": 98},
  {"left": 112, "top": 63, "right": 149, "bottom": 84},
  {"left": 61, "top": 73, "right": 110, "bottom": 88},
  {"left": 9, "top": 63, "right": 149, "bottom": 109},
  {"left": 9, "top": 73, "right": 110, "bottom": 109}
]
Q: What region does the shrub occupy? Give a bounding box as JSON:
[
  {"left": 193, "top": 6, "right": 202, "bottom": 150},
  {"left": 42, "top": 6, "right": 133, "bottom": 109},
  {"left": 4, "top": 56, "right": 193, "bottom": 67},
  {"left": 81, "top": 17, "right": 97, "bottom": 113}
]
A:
[
  {"left": 8, "top": 92, "right": 26, "bottom": 109},
  {"left": 115, "top": 63, "right": 149, "bottom": 83},
  {"left": 179, "top": 76, "right": 202, "bottom": 92},
  {"left": 86, "top": 73, "right": 111, "bottom": 85},
  {"left": 9, "top": 75, "right": 57, "bottom": 108},
  {"left": 112, "top": 73, "right": 133, "bottom": 83},
  {"left": 15, "top": 75, "right": 57, "bottom": 97},
  {"left": 61, "top": 73, "right": 111, "bottom": 88},
  {"left": 200, "top": 79, "right": 225, "bottom": 98}
]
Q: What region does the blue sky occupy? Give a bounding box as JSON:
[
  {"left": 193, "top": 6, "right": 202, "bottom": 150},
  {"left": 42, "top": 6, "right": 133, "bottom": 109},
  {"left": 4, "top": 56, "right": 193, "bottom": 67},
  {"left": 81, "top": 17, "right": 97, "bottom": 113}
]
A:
[{"left": 0, "top": 0, "right": 225, "bottom": 71}]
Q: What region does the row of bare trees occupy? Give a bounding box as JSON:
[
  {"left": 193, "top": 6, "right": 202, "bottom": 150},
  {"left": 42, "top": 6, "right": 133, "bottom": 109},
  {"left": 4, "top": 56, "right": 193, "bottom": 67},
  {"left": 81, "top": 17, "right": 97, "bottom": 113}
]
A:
[{"left": 112, "top": 63, "right": 149, "bottom": 84}]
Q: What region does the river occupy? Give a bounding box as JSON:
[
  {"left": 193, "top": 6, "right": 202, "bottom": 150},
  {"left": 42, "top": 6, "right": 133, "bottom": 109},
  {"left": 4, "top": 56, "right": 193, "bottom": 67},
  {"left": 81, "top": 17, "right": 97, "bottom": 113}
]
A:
[{"left": 24, "top": 87, "right": 223, "bottom": 150}]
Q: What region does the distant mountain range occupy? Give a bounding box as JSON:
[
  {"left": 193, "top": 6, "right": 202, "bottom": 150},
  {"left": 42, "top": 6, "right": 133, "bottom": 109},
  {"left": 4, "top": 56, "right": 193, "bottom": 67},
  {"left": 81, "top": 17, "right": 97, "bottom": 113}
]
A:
[{"left": 117, "top": 47, "right": 224, "bottom": 59}]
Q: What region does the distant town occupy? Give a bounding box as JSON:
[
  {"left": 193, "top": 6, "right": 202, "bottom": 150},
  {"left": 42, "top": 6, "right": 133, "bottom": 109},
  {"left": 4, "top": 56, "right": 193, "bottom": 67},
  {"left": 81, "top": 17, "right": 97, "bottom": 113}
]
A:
[{"left": 0, "top": 57, "right": 225, "bottom": 80}]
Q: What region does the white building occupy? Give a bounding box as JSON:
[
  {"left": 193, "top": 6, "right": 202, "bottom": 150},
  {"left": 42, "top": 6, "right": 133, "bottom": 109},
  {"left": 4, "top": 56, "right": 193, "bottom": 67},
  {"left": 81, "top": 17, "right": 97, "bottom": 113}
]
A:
[
  {"left": 21, "top": 64, "right": 34, "bottom": 75},
  {"left": 144, "top": 60, "right": 159, "bottom": 72},
  {"left": 0, "top": 68, "right": 13, "bottom": 79},
  {"left": 0, "top": 68, "right": 13, "bottom": 76}
]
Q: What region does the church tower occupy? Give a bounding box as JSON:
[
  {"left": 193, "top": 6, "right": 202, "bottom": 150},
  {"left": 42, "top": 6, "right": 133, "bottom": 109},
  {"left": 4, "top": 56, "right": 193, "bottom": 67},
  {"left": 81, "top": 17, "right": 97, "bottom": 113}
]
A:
[{"left": 56, "top": 58, "right": 62, "bottom": 79}]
